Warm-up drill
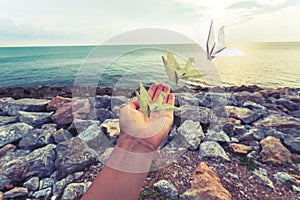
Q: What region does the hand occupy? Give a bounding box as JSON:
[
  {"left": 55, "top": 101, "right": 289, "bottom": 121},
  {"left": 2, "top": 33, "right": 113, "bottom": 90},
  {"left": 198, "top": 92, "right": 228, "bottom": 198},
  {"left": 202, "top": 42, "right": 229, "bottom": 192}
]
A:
[{"left": 117, "top": 83, "right": 175, "bottom": 153}]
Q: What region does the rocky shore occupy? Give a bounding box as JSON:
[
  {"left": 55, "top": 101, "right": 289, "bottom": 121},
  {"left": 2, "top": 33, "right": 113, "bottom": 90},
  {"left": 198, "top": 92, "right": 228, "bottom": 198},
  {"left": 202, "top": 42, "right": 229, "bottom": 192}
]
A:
[{"left": 0, "top": 85, "right": 300, "bottom": 200}]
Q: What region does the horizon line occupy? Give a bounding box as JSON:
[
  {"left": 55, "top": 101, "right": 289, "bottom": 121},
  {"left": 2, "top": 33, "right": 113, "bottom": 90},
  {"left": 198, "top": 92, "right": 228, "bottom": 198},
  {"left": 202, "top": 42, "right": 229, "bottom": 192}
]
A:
[{"left": 0, "top": 41, "right": 300, "bottom": 48}]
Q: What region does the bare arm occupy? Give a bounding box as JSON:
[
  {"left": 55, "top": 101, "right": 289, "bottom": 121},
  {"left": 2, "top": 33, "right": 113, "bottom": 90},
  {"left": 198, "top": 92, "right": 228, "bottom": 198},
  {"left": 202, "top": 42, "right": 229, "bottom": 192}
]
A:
[{"left": 81, "top": 83, "right": 175, "bottom": 200}]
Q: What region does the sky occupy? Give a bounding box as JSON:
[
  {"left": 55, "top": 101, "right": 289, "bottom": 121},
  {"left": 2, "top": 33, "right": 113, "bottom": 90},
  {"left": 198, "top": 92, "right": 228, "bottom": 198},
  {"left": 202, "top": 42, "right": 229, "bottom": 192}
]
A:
[{"left": 0, "top": 0, "right": 299, "bottom": 46}]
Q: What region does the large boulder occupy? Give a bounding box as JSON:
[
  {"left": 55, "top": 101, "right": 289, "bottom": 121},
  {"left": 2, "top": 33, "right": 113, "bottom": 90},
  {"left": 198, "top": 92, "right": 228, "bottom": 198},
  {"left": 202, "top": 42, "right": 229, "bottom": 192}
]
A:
[
  {"left": 254, "top": 114, "right": 300, "bottom": 131},
  {"left": 0, "top": 123, "right": 33, "bottom": 148},
  {"left": 181, "top": 162, "right": 231, "bottom": 200},
  {"left": 77, "top": 124, "right": 113, "bottom": 154},
  {"left": 169, "top": 120, "right": 204, "bottom": 151},
  {"left": 18, "top": 111, "right": 53, "bottom": 127},
  {"left": 19, "top": 128, "right": 54, "bottom": 150},
  {"left": 2, "top": 98, "right": 49, "bottom": 116},
  {"left": 49, "top": 96, "right": 90, "bottom": 125},
  {"left": 175, "top": 105, "right": 212, "bottom": 125},
  {"left": 259, "top": 136, "right": 293, "bottom": 165},
  {"left": 55, "top": 137, "right": 99, "bottom": 178}
]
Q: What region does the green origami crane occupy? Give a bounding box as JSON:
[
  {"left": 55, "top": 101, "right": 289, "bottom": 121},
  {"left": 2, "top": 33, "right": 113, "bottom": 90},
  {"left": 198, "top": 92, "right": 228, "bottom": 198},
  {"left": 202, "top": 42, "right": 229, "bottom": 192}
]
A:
[
  {"left": 162, "top": 50, "right": 204, "bottom": 85},
  {"left": 135, "top": 82, "right": 177, "bottom": 118}
]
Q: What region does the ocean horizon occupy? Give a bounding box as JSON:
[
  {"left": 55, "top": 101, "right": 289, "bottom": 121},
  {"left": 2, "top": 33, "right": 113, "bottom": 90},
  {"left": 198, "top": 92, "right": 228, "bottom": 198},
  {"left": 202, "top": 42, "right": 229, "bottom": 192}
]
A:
[{"left": 0, "top": 42, "right": 299, "bottom": 89}]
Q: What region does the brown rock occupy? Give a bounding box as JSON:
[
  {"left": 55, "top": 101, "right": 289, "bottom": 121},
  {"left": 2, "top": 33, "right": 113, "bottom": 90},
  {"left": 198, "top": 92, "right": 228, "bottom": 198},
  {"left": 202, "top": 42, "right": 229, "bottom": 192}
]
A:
[
  {"left": 181, "top": 162, "right": 231, "bottom": 200},
  {"left": 259, "top": 136, "right": 293, "bottom": 165},
  {"left": 0, "top": 144, "right": 16, "bottom": 157},
  {"left": 47, "top": 96, "right": 72, "bottom": 111},
  {"left": 259, "top": 89, "right": 281, "bottom": 98},
  {"left": 50, "top": 97, "right": 90, "bottom": 125},
  {"left": 229, "top": 143, "right": 250, "bottom": 154},
  {"left": 254, "top": 114, "right": 300, "bottom": 131}
]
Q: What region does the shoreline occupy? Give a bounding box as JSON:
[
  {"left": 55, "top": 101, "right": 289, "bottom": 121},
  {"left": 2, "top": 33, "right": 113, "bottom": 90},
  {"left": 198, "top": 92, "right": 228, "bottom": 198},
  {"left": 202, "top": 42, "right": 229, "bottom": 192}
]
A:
[{"left": 1, "top": 85, "right": 299, "bottom": 100}]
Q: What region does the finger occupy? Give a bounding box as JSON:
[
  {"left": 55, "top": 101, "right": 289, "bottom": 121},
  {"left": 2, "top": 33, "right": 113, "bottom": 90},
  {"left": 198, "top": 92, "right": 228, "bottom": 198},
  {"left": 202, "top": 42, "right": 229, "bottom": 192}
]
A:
[
  {"left": 148, "top": 84, "right": 157, "bottom": 99},
  {"left": 162, "top": 84, "right": 171, "bottom": 104},
  {"left": 152, "top": 83, "right": 165, "bottom": 102},
  {"left": 166, "top": 93, "right": 175, "bottom": 105},
  {"left": 128, "top": 99, "right": 139, "bottom": 109}
]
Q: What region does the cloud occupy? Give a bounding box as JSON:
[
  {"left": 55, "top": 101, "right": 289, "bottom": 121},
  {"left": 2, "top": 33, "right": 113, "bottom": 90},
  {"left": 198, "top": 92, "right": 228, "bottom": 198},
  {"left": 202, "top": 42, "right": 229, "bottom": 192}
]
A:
[
  {"left": 0, "top": 18, "right": 70, "bottom": 40},
  {"left": 227, "top": 0, "right": 300, "bottom": 15}
]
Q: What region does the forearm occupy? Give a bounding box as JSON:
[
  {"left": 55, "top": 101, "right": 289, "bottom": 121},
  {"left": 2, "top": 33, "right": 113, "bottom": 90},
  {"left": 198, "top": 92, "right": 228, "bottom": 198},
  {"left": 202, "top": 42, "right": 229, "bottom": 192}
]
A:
[{"left": 81, "top": 133, "right": 155, "bottom": 200}]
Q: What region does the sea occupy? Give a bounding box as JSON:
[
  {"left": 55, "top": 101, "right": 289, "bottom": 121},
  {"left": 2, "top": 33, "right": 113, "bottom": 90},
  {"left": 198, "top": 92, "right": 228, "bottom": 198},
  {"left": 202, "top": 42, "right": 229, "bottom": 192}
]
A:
[{"left": 0, "top": 42, "right": 299, "bottom": 89}]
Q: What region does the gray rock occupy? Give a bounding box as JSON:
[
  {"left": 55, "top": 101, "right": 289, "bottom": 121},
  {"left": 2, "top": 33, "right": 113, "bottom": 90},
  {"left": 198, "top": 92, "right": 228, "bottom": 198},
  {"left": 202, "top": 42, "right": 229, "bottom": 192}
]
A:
[
  {"left": 283, "top": 136, "right": 300, "bottom": 153},
  {"left": 69, "top": 118, "right": 100, "bottom": 133},
  {"left": 0, "top": 122, "right": 33, "bottom": 148},
  {"left": 292, "top": 185, "right": 300, "bottom": 193},
  {"left": 95, "top": 95, "right": 111, "bottom": 109},
  {"left": 26, "top": 144, "right": 56, "bottom": 178},
  {"left": 196, "top": 92, "right": 232, "bottom": 108},
  {"left": 2, "top": 98, "right": 49, "bottom": 116},
  {"left": 289, "top": 110, "right": 300, "bottom": 118},
  {"left": 0, "top": 175, "right": 12, "bottom": 190},
  {"left": 77, "top": 124, "right": 112, "bottom": 154},
  {"left": 170, "top": 120, "right": 204, "bottom": 151},
  {"left": 18, "top": 111, "right": 53, "bottom": 127},
  {"left": 111, "top": 96, "right": 127, "bottom": 108},
  {"left": 241, "top": 101, "right": 267, "bottom": 110},
  {"left": 41, "top": 123, "right": 57, "bottom": 131},
  {"left": 252, "top": 168, "right": 274, "bottom": 189},
  {"left": 240, "top": 128, "right": 265, "bottom": 141},
  {"left": 55, "top": 137, "right": 99, "bottom": 178},
  {"left": 53, "top": 128, "right": 72, "bottom": 144},
  {"left": 278, "top": 99, "right": 299, "bottom": 111},
  {"left": 4, "top": 187, "right": 28, "bottom": 198},
  {"left": 205, "top": 130, "right": 230, "bottom": 143},
  {"left": 32, "top": 187, "right": 52, "bottom": 199},
  {"left": 274, "top": 172, "right": 296, "bottom": 184},
  {"left": 232, "top": 91, "right": 265, "bottom": 105},
  {"left": 0, "top": 116, "right": 18, "bottom": 126},
  {"left": 175, "top": 93, "right": 199, "bottom": 106},
  {"left": 0, "top": 143, "right": 16, "bottom": 157},
  {"left": 241, "top": 110, "right": 268, "bottom": 124},
  {"left": 39, "top": 177, "right": 55, "bottom": 190},
  {"left": 96, "top": 108, "right": 113, "bottom": 123},
  {"left": 175, "top": 105, "right": 211, "bottom": 124},
  {"left": 99, "top": 147, "right": 114, "bottom": 164},
  {"left": 19, "top": 128, "right": 54, "bottom": 150},
  {"left": 23, "top": 177, "right": 39, "bottom": 191},
  {"left": 52, "top": 171, "right": 84, "bottom": 196},
  {"left": 62, "top": 182, "right": 92, "bottom": 200},
  {"left": 154, "top": 180, "right": 179, "bottom": 200},
  {"left": 199, "top": 141, "right": 230, "bottom": 161}
]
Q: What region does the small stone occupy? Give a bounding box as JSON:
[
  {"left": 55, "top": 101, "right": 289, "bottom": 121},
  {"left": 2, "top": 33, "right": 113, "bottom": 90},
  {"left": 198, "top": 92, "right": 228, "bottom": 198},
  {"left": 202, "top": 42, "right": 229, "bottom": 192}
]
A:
[
  {"left": 274, "top": 172, "right": 296, "bottom": 184},
  {"left": 199, "top": 141, "right": 230, "bottom": 161},
  {"left": 292, "top": 185, "right": 300, "bottom": 192},
  {"left": 205, "top": 130, "right": 230, "bottom": 143},
  {"left": 154, "top": 180, "right": 179, "bottom": 200},
  {"left": 4, "top": 187, "right": 28, "bottom": 199},
  {"left": 229, "top": 143, "right": 250, "bottom": 154},
  {"left": 39, "top": 177, "right": 55, "bottom": 190},
  {"left": 32, "top": 187, "right": 52, "bottom": 199},
  {"left": 0, "top": 175, "right": 12, "bottom": 191},
  {"left": 101, "top": 119, "right": 120, "bottom": 137},
  {"left": 252, "top": 168, "right": 274, "bottom": 189},
  {"left": 283, "top": 136, "right": 300, "bottom": 154},
  {"left": 96, "top": 108, "right": 113, "bottom": 123},
  {"left": 62, "top": 182, "right": 92, "bottom": 200},
  {"left": 0, "top": 144, "right": 16, "bottom": 157},
  {"left": 23, "top": 177, "right": 39, "bottom": 191}
]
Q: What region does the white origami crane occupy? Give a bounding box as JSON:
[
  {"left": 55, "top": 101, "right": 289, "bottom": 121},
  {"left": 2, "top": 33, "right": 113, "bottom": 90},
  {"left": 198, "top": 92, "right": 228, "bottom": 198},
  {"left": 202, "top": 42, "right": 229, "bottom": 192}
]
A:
[{"left": 206, "top": 19, "right": 244, "bottom": 61}]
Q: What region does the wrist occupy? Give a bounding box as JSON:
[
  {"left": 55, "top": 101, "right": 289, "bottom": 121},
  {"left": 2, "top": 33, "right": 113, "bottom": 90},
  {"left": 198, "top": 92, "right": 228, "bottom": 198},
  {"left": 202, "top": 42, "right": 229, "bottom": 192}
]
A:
[{"left": 116, "top": 131, "right": 157, "bottom": 153}]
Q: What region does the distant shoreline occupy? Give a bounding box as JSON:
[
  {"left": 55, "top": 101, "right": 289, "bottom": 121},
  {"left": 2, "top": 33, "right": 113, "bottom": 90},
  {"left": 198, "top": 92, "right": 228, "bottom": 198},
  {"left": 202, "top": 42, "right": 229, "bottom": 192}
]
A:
[{"left": 1, "top": 85, "right": 299, "bottom": 100}]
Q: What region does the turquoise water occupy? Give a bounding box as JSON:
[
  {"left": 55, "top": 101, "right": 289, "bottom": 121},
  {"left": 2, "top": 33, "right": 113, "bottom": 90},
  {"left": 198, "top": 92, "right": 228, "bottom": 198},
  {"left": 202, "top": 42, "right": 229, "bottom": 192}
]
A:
[{"left": 0, "top": 43, "right": 299, "bottom": 88}]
